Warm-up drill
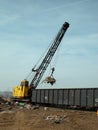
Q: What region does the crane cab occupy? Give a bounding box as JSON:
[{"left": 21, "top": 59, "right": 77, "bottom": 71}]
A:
[{"left": 12, "top": 79, "right": 29, "bottom": 99}]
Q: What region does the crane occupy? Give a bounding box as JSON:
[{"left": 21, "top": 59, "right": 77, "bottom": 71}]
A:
[
  {"left": 30, "top": 22, "right": 69, "bottom": 88},
  {"left": 12, "top": 22, "right": 69, "bottom": 101}
]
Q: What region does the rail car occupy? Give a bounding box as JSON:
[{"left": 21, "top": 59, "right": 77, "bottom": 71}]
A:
[{"left": 31, "top": 88, "right": 98, "bottom": 110}]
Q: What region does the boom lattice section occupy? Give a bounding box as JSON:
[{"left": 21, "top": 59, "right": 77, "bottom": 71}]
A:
[{"left": 30, "top": 22, "right": 69, "bottom": 89}]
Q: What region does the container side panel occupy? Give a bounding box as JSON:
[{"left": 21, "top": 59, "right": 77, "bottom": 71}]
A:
[
  {"left": 49, "top": 90, "right": 53, "bottom": 104},
  {"left": 87, "top": 89, "right": 94, "bottom": 107},
  {"left": 74, "top": 89, "right": 80, "bottom": 106},
  {"left": 36, "top": 90, "right": 41, "bottom": 103},
  {"left": 54, "top": 90, "right": 58, "bottom": 104},
  {"left": 44, "top": 90, "right": 49, "bottom": 103},
  {"left": 58, "top": 90, "right": 63, "bottom": 105},
  {"left": 69, "top": 89, "right": 74, "bottom": 105},
  {"left": 95, "top": 89, "right": 98, "bottom": 107},
  {"left": 81, "top": 89, "right": 86, "bottom": 107},
  {"left": 32, "top": 90, "right": 37, "bottom": 102},
  {"left": 40, "top": 90, "right": 45, "bottom": 103},
  {"left": 63, "top": 90, "right": 69, "bottom": 105}
]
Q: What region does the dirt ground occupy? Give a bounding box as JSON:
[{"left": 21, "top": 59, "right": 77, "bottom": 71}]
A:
[{"left": 0, "top": 104, "right": 98, "bottom": 130}]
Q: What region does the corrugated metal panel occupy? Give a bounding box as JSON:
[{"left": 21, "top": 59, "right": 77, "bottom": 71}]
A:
[
  {"left": 53, "top": 90, "right": 58, "bottom": 104},
  {"left": 74, "top": 89, "right": 80, "bottom": 106},
  {"left": 32, "top": 90, "right": 37, "bottom": 102},
  {"left": 87, "top": 89, "right": 94, "bottom": 107},
  {"left": 32, "top": 88, "right": 98, "bottom": 108},
  {"left": 95, "top": 89, "right": 98, "bottom": 107},
  {"left": 49, "top": 89, "right": 53, "bottom": 104},
  {"left": 81, "top": 89, "right": 87, "bottom": 107},
  {"left": 36, "top": 89, "right": 41, "bottom": 103},
  {"left": 58, "top": 90, "right": 63, "bottom": 105},
  {"left": 44, "top": 90, "right": 49, "bottom": 103},
  {"left": 63, "top": 89, "right": 69, "bottom": 105},
  {"left": 69, "top": 89, "right": 74, "bottom": 105},
  {"left": 40, "top": 89, "right": 45, "bottom": 103}
]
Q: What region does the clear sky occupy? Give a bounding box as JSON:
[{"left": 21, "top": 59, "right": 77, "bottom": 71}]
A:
[{"left": 0, "top": 0, "right": 98, "bottom": 91}]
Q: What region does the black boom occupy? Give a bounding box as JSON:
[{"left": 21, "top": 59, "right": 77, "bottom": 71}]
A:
[{"left": 30, "top": 22, "right": 69, "bottom": 89}]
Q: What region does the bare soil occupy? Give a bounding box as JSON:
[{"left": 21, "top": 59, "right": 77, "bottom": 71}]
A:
[{"left": 0, "top": 104, "right": 98, "bottom": 130}]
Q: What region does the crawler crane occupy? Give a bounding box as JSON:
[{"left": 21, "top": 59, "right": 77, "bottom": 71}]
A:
[{"left": 12, "top": 22, "right": 69, "bottom": 101}]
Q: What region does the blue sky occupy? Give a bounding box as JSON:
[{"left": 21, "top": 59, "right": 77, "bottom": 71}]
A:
[{"left": 0, "top": 0, "right": 98, "bottom": 91}]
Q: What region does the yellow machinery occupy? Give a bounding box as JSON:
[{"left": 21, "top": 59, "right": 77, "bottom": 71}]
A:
[
  {"left": 12, "top": 22, "right": 69, "bottom": 102},
  {"left": 12, "top": 80, "right": 29, "bottom": 99}
]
